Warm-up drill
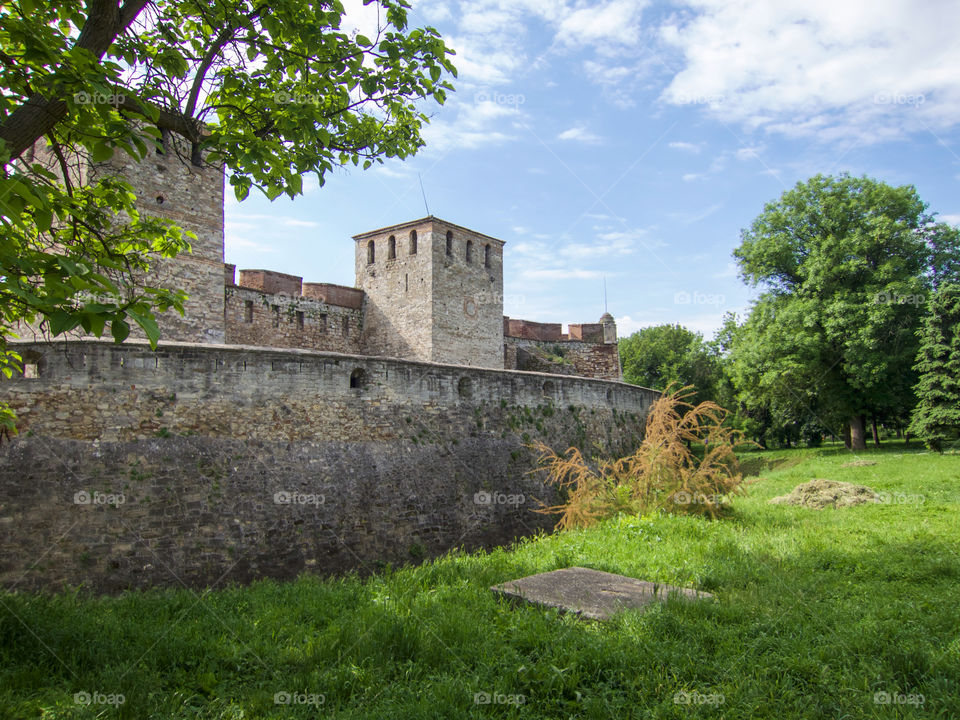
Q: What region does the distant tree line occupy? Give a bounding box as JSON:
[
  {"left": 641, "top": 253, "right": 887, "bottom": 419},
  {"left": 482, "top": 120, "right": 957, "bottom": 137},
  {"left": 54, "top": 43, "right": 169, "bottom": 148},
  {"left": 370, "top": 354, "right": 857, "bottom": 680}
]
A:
[{"left": 620, "top": 174, "right": 960, "bottom": 453}]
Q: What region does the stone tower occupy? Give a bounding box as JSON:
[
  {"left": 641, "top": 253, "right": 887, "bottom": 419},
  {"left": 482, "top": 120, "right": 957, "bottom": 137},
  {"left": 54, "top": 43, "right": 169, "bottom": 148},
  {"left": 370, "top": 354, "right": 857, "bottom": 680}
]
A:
[
  {"left": 353, "top": 217, "right": 505, "bottom": 368},
  {"left": 25, "top": 139, "right": 226, "bottom": 344},
  {"left": 98, "top": 142, "right": 226, "bottom": 343}
]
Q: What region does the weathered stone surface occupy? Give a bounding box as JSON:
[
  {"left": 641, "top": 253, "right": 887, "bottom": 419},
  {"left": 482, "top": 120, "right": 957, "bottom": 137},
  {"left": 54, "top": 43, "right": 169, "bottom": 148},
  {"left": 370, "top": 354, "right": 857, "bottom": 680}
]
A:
[
  {"left": 492, "top": 567, "right": 713, "bottom": 620},
  {"left": 354, "top": 218, "right": 506, "bottom": 369},
  {"left": 504, "top": 335, "right": 622, "bottom": 381},
  {"left": 99, "top": 144, "right": 226, "bottom": 345},
  {"left": 224, "top": 284, "right": 363, "bottom": 353},
  {"left": 1, "top": 340, "right": 656, "bottom": 592}
]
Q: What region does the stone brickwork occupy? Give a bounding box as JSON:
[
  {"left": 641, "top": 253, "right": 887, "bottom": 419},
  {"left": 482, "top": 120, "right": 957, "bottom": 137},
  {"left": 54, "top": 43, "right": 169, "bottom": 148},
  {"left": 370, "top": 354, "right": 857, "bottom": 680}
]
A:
[
  {"left": 0, "top": 340, "right": 656, "bottom": 592},
  {"left": 21, "top": 145, "right": 624, "bottom": 380},
  {"left": 503, "top": 314, "right": 622, "bottom": 380},
  {"left": 94, "top": 141, "right": 226, "bottom": 344},
  {"left": 224, "top": 268, "right": 363, "bottom": 352},
  {"left": 354, "top": 218, "right": 505, "bottom": 369}
]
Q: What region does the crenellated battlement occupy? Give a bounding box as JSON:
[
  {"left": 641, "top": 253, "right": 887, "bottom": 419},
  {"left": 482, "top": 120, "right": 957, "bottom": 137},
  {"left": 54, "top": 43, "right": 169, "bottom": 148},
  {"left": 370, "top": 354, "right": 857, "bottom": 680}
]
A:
[{"left": 501, "top": 314, "right": 620, "bottom": 380}]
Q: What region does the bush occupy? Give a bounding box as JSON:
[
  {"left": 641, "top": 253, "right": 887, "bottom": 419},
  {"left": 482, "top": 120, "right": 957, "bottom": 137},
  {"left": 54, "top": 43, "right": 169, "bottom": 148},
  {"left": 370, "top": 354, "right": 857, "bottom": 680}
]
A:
[{"left": 529, "top": 386, "right": 747, "bottom": 530}]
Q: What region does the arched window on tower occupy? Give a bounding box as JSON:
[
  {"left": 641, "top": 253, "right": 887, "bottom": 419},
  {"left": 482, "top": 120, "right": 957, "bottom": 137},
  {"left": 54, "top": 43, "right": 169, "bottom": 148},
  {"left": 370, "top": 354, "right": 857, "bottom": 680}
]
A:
[
  {"left": 409, "top": 230, "right": 417, "bottom": 255},
  {"left": 367, "top": 239, "right": 375, "bottom": 264},
  {"left": 484, "top": 244, "right": 491, "bottom": 268},
  {"left": 466, "top": 240, "right": 473, "bottom": 263},
  {"left": 388, "top": 235, "right": 396, "bottom": 260},
  {"left": 446, "top": 230, "right": 453, "bottom": 256}
]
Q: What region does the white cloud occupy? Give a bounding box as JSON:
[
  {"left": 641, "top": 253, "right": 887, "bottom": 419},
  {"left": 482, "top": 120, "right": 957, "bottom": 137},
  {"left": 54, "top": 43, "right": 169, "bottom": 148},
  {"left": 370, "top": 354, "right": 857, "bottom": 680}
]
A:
[
  {"left": 616, "top": 312, "right": 731, "bottom": 338},
  {"left": 938, "top": 213, "right": 960, "bottom": 226},
  {"left": 669, "top": 202, "right": 723, "bottom": 225},
  {"left": 659, "top": 0, "right": 960, "bottom": 140},
  {"left": 668, "top": 141, "right": 703, "bottom": 153},
  {"left": 556, "top": 0, "right": 648, "bottom": 47},
  {"left": 228, "top": 213, "right": 318, "bottom": 229},
  {"left": 225, "top": 235, "right": 275, "bottom": 254},
  {"left": 522, "top": 268, "right": 606, "bottom": 280},
  {"left": 557, "top": 126, "right": 603, "bottom": 144},
  {"left": 422, "top": 96, "right": 521, "bottom": 151},
  {"left": 375, "top": 164, "right": 413, "bottom": 179},
  {"left": 713, "top": 262, "right": 739, "bottom": 279}
]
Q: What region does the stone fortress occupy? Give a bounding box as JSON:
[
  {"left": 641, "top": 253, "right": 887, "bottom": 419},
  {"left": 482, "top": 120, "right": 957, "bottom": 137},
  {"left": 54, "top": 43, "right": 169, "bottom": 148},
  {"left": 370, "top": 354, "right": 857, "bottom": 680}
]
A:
[
  {"left": 88, "top": 136, "right": 624, "bottom": 380},
  {"left": 0, "top": 143, "right": 656, "bottom": 593}
]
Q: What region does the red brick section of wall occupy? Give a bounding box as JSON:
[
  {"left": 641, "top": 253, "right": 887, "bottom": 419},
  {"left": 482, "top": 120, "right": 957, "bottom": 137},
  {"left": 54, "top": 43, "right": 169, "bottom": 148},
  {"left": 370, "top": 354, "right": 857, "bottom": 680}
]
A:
[
  {"left": 568, "top": 323, "right": 604, "bottom": 342},
  {"left": 505, "top": 318, "right": 562, "bottom": 342},
  {"left": 302, "top": 283, "right": 364, "bottom": 309},
  {"left": 237, "top": 269, "right": 303, "bottom": 297}
]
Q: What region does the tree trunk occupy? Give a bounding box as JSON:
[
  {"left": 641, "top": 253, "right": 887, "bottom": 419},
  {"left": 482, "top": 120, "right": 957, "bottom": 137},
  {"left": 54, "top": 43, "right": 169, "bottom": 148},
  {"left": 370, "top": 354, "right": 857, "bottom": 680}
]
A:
[
  {"left": 0, "top": 0, "right": 149, "bottom": 161},
  {"left": 849, "top": 415, "right": 867, "bottom": 451},
  {"left": 842, "top": 423, "right": 852, "bottom": 449},
  {"left": 871, "top": 419, "right": 881, "bottom": 447}
]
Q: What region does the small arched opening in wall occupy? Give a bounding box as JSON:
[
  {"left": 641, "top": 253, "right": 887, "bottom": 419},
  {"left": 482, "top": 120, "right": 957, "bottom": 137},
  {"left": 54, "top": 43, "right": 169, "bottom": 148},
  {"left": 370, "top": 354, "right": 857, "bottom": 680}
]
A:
[
  {"left": 606, "top": 388, "right": 614, "bottom": 404},
  {"left": 466, "top": 239, "right": 473, "bottom": 263},
  {"left": 409, "top": 230, "right": 417, "bottom": 255},
  {"left": 457, "top": 376, "right": 473, "bottom": 400},
  {"left": 366, "top": 239, "right": 375, "bottom": 265},
  {"left": 542, "top": 380, "right": 556, "bottom": 398},
  {"left": 388, "top": 235, "right": 396, "bottom": 260},
  {"left": 446, "top": 230, "right": 453, "bottom": 256},
  {"left": 484, "top": 244, "right": 491, "bottom": 268},
  {"left": 349, "top": 368, "right": 367, "bottom": 389}
]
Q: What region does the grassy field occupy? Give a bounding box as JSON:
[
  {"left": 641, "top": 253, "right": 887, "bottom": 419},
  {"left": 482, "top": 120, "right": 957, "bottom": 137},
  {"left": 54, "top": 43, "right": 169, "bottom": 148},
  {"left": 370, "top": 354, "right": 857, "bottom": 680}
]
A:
[{"left": 1, "top": 443, "right": 958, "bottom": 718}]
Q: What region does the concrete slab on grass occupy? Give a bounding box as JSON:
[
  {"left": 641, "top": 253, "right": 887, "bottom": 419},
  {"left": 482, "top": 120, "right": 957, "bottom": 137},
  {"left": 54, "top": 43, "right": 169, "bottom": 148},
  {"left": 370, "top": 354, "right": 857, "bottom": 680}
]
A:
[{"left": 491, "top": 566, "right": 713, "bottom": 620}]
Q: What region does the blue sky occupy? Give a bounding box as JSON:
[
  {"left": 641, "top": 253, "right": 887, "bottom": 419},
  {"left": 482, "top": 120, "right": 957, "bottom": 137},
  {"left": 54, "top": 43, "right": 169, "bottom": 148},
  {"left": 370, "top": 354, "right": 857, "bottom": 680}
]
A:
[{"left": 224, "top": 0, "right": 960, "bottom": 340}]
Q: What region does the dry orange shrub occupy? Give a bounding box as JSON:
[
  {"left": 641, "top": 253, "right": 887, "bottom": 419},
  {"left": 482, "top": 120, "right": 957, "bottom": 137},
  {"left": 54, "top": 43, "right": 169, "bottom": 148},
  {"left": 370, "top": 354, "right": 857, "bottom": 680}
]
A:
[{"left": 529, "top": 386, "right": 749, "bottom": 531}]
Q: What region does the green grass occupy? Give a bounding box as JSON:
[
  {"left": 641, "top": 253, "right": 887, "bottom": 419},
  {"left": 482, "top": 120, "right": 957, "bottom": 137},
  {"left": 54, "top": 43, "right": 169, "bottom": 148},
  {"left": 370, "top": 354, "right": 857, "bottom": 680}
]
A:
[{"left": 1, "top": 444, "right": 958, "bottom": 718}]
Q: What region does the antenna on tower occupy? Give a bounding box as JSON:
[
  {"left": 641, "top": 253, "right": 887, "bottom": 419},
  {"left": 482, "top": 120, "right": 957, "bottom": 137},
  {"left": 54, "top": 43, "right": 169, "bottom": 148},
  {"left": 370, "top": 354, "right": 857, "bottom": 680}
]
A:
[
  {"left": 418, "top": 173, "right": 430, "bottom": 217},
  {"left": 603, "top": 276, "right": 608, "bottom": 314}
]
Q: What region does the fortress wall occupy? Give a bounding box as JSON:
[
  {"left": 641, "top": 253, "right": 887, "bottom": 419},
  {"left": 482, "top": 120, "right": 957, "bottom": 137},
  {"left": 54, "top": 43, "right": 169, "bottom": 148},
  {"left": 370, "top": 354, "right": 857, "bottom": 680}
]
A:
[
  {"left": 0, "top": 340, "right": 656, "bottom": 593},
  {"left": 224, "top": 285, "right": 363, "bottom": 353}
]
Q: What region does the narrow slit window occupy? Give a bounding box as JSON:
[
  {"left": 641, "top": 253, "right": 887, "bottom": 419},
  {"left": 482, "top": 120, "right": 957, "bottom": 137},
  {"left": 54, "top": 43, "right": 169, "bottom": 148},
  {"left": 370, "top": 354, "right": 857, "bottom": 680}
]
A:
[
  {"left": 319, "top": 313, "right": 328, "bottom": 333},
  {"left": 367, "top": 239, "right": 375, "bottom": 264},
  {"left": 484, "top": 244, "right": 491, "bottom": 268},
  {"left": 409, "top": 230, "right": 417, "bottom": 255},
  {"left": 388, "top": 235, "right": 396, "bottom": 260},
  {"left": 295, "top": 311, "right": 304, "bottom": 329},
  {"left": 466, "top": 240, "right": 473, "bottom": 263},
  {"left": 243, "top": 300, "right": 253, "bottom": 323},
  {"left": 446, "top": 230, "right": 453, "bottom": 256}
]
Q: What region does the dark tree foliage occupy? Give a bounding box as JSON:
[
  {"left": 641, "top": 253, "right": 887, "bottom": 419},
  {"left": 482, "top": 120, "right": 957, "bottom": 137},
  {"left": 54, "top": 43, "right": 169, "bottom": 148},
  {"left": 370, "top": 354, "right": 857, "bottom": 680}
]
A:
[{"left": 909, "top": 284, "right": 960, "bottom": 452}]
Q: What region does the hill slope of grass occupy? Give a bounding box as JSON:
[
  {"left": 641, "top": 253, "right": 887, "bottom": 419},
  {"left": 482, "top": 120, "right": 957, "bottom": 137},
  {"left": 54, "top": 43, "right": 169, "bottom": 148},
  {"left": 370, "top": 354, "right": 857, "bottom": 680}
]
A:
[{"left": 1, "top": 445, "right": 958, "bottom": 718}]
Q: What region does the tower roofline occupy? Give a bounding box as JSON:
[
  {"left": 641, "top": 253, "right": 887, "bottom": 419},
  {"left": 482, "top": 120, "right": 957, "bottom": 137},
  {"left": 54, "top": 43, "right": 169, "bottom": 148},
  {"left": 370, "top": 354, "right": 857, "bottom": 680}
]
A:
[{"left": 351, "top": 216, "right": 506, "bottom": 245}]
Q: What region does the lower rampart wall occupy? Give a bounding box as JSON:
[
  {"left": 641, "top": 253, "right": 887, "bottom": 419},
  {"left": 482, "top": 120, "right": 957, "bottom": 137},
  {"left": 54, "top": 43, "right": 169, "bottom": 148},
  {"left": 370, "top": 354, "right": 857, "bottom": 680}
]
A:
[{"left": 0, "top": 340, "right": 656, "bottom": 593}]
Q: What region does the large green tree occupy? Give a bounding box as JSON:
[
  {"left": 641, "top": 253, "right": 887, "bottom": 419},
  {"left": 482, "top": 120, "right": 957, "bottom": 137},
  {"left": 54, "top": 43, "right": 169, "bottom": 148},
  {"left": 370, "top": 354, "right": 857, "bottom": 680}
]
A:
[
  {"left": 619, "top": 323, "right": 723, "bottom": 402},
  {"left": 909, "top": 284, "right": 960, "bottom": 452},
  {"left": 730, "top": 174, "right": 960, "bottom": 450},
  {"left": 0, "top": 0, "right": 455, "bottom": 430}
]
